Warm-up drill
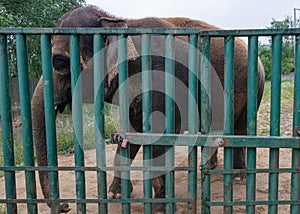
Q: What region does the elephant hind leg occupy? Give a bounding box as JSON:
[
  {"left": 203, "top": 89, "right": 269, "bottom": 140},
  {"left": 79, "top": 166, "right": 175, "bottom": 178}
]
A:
[{"left": 233, "top": 107, "right": 247, "bottom": 179}]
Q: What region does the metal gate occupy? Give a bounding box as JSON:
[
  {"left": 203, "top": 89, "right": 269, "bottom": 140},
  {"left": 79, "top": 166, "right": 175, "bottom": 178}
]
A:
[{"left": 0, "top": 28, "right": 299, "bottom": 214}]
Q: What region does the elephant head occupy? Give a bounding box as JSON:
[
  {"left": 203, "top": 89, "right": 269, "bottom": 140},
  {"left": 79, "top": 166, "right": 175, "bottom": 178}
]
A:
[{"left": 31, "top": 6, "right": 138, "bottom": 212}]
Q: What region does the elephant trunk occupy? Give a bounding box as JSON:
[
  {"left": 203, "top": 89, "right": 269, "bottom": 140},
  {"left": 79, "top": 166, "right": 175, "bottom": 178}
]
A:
[{"left": 31, "top": 78, "right": 70, "bottom": 213}]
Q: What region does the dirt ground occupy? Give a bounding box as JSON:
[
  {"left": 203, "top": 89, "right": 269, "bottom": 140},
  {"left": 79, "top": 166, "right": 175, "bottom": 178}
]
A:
[{"left": 0, "top": 144, "right": 294, "bottom": 213}]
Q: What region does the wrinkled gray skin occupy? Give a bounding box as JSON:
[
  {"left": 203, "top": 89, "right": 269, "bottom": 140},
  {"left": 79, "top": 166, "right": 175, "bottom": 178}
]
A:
[{"left": 31, "top": 6, "right": 265, "bottom": 213}]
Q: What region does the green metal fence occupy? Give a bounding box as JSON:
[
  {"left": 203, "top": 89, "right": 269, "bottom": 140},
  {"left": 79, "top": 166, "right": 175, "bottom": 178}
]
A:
[{"left": 0, "top": 28, "right": 299, "bottom": 214}]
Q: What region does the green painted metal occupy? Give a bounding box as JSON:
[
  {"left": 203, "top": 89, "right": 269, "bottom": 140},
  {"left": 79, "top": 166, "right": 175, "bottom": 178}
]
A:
[
  {"left": 200, "top": 36, "right": 211, "bottom": 214},
  {"left": 165, "top": 34, "right": 176, "bottom": 214},
  {"left": 188, "top": 34, "right": 198, "bottom": 214},
  {"left": 223, "top": 36, "right": 234, "bottom": 214},
  {"left": 40, "top": 34, "right": 60, "bottom": 213},
  {"left": 16, "top": 34, "right": 38, "bottom": 214},
  {"left": 291, "top": 35, "right": 300, "bottom": 214},
  {"left": 1, "top": 28, "right": 300, "bottom": 214},
  {"left": 70, "top": 34, "right": 86, "bottom": 213},
  {"left": 124, "top": 133, "right": 300, "bottom": 148},
  {"left": 246, "top": 36, "right": 258, "bottom": 214},
  {"left": 0, "top": 28, "right": 199, "bottom": 35},
  {"left": 118, "top": 34, "right": 131, "bottom": 214},
  {"left": 94, "top": 34, "right": 108, "bottom": 214},
  {"left": 268, "top": 35, "right": 282, "bottom": 214},
  {"left": 0, "top": 34, "right": 17, "bottom": 214},
  {"left": 2, "top": 27, "right": 300, "bottom": 36},
  {"left": 141, "top": 34, "right": 153, "bottom": 214}
]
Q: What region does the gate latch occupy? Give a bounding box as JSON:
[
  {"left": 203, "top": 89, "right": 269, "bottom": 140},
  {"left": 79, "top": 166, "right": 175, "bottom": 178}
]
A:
[{"left": 111, "top": 133, "right": 128, "bottom": 148}]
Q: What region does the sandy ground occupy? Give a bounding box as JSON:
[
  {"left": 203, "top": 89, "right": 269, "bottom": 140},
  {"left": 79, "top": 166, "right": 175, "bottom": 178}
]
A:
[{"left": 0, "top": 144, "right": 294, "bottom": 213}]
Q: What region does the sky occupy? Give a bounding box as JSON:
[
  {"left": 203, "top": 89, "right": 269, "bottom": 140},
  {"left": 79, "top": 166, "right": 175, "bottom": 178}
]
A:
[{"left": 85, "top": 0, "right": 300, "bottom": 29}]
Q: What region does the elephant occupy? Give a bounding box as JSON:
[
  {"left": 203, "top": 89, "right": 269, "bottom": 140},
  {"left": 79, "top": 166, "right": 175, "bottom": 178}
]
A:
[{"left": 31, "top": 5, "right": 265, "bottom": 213}]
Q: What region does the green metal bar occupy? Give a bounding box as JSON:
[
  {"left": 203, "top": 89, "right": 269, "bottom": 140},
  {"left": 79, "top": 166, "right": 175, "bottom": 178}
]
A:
[
  {"left": 0, "top": 28, "right": 199, "bottom": 35},
  {"left": 0, "top": 197, "right": 193, "bottom": 204},
  {"left": 2, "top": 197, "right": 300, "bottom": 206},
  {"left": 40, "top": 34, "right": 60, "bottom": 213},
  {"left": 70, "top": 34, "right": 86, "bottom": 213},
  {"left": 16, "top": 34, "right": 37, "bottom": 214},
  {"left": 3, "top": 164, "right": 300, "bottom": 174},
  {"left": 124, "top": 133, "right": 300, "bottom": 148},
  {"left": 0, "top": 34, "right": 17, "bottom": 214},
  {"left": 118, "top": 34, "right": 131, "bottom": 214},
  {"left": 165, "top": 34, "right": 175, "bottom": 214},
  {"left": 223, "top": 36, "right": 234, "bottom": 214},
  {"left": 268, "top": 35, "right": 282, "bottom": 214},
  {"left": 142, "top": 34, "right": 153, "bottom": 214},
  {"left": 94, "top": 34, "right": 108, "bottom": 214},
  {"left": 246, "top": 36, "right": 258, "bottom": 214},
  {"left": 200, "top": 36, "right": 211, "bottom": 214},
  {"left": 291, "top": 35, "right": 300, "bottom": 214},
  {"left": 188, "top": 34, "right": 198, "bottom": 214},
  {"left": 3, "top": 27, "right": 300, "bottom": 36}
]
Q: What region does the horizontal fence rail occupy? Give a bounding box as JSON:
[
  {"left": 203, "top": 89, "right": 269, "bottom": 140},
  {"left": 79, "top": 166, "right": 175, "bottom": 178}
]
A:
[{"left": 0, "top": 28, "right": 299, "bottom": 214}]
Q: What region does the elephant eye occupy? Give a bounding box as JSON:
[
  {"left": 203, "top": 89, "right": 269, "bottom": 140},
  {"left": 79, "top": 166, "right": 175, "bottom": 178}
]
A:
[{"left": 52, "top": 54, "right": 70, "bottom": 73}]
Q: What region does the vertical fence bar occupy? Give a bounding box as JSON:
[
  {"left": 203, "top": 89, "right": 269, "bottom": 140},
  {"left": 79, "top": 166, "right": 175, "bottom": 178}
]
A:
[
  {"left": 118, "top": 34, "right": 131, "bottom": 214},
  {"left": 142, "top": 34, "right": 153, "bottom": 214},
  {"left": 16, "top": 34, "right": 37, "bottom": 213},
  {"left": 188, "top": 34, "right": 198, "bottom": 214},
  {"left": 223, "top": 36, "right": 234, "bottom": 214},
  {"left": 200, "top": 36, "right": 211, "bottom": 214},
  {"left": 291, "top": 35, "right": 300, "bottom": 214},
  {"left": 246, "top": 35, "right": 258, "bottom": 214},
  {"left": 165, "top": 34, "right": 175, "bottom": 213},
  {"left": 0, "top": 34, "right": 17, "bottom": 214},
  {"left": 40, "top": 34, "right": 60, "bottom": 213},
  {"left": 268, "top": 35, "right": 282, "bottom": 214},
  {"left": 70, "top": 34, "right": 86, "bottom": 213},
  {"left": 94, "top": 34, "right": 108, "bottom": 214}
]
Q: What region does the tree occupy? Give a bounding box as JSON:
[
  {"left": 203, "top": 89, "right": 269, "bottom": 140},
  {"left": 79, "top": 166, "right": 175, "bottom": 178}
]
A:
[
  {"left": 0, "top": 0, "right": 85, "bottom": 77},
  {"left": 258, "top": 16, "right": 297, "bottom": 81}
]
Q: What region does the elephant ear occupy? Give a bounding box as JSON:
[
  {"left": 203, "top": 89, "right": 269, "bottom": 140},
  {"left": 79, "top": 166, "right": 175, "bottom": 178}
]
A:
[
  {"left": 100, "top": 17, "right": 139, "bottom": 87},
  {"left": 100, "top": 17, "right": 128, "bottom": 28}
]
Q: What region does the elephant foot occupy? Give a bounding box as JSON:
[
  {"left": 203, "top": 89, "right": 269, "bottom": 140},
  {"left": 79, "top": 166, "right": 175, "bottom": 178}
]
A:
[
  {"left": 233, "top": 169, "right": 247, "bottom": 181},
  {"left": 60, "top": 203, "right": 71, "bottom": 213},
  {"left": 108, "top": 177, "right": 133, "bottom": 199},
  {"left": 153, "top": 203, "right": 165, "bottom": 214}
]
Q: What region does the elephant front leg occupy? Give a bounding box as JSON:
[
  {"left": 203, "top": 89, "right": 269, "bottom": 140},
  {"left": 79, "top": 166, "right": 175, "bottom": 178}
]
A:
[{"left": 108, "top": 136, "right": 141, "bottom": 198}]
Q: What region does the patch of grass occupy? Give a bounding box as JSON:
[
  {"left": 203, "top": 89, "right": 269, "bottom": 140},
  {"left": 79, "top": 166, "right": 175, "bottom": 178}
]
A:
[
  {"left": 55, "top": 102, "right": 120, "bottom": 154},
  {"left": 258, "top": 79, "right": 294, "bottom": 136},
  {"left": 0, "top": 206, "right": 6, "bottom": 214}
]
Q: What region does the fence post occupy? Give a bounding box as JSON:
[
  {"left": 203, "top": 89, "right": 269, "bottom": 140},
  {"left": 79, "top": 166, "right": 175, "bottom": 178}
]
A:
[
  {"left": 223, "top": 36, "right": 234, "bottom": 214},
  {"left": 142, "top": 34, "right": 153, "bottom": 214},
  {"left": 70, "top": 34, "right": 86, "bottom": 213},
  {"left": 0, "top": 34, "right": 17, "bottom": 214},
  {"left": 268, "top": 35, "right": 282, "bottom": 214},
  {"left": 200, "top": 36, "right": 211, "bottom": 214},
  {"left": 16, "top": 34, "right": 37, "bottom": 214},
  {"left": 165, "top": 34, "right": 175, "bottom": 213},
  {"left": 291, "top": 35, "right": 300, "bottom": 214},
  {"left": 40, "top": 34, "right": 60, "bottom": 213},
  {"left": 118, "top": 34, "right": 131, "bottom": 214},
  {"left": 94, "top": 34, "right": 108, "bottom": 214},
  {"left": 246, "top": 35, "right": 258, "bottom": 214},
  {"left": 188, "top": 34, "right": 198, "bottom": 214}
]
